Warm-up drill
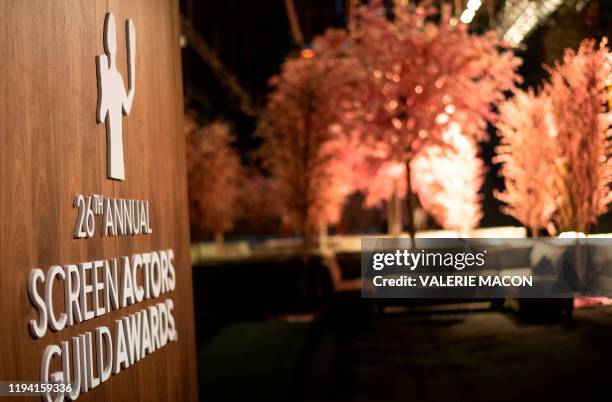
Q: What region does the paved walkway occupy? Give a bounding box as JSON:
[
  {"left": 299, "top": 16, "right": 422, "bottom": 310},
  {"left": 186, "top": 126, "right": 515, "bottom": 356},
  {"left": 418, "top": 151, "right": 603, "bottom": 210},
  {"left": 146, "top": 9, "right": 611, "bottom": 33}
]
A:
[{"left": 302, "top": 307, "right": 612, "bottom": 402}]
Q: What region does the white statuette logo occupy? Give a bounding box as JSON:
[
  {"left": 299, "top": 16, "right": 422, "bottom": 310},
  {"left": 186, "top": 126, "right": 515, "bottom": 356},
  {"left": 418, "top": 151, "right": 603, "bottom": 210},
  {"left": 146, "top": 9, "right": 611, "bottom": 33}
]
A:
[{"left": 96, "top": 12, "right": 136, "bottom": 181}]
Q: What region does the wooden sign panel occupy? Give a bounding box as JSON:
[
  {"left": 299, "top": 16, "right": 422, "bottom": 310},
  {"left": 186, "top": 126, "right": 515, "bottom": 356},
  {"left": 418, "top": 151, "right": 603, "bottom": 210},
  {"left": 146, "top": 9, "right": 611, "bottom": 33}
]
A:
[{"left": 0, "top": 0, "right": 198, "bottom": 400}]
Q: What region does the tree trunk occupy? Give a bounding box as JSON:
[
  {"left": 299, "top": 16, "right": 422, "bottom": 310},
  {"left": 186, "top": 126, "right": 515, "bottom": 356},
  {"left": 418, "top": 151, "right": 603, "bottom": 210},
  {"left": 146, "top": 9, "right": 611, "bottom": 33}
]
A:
[
  {"left": 387, "top": 198, "right": 395, "bottom": 235},
  {"left": 404, "top": 160, "right": 415, "bottom": 248},
  {"left": 301, "top": 224, "right": 314, "bottom": 260},
  {"left": 387, "top": 179, "right": 403, "bottom": 236},
  {"left": 299, "top": 224, "right": 315, "bottom": 312},
  {"left": 319, "top": 220, "right": 329, "bottom": 251},
  {"left": 531, "top": 226, "right": 538, "bottom": 238},
  {"left": 214, "top": 232, "right": 224, "bottom": 248}
]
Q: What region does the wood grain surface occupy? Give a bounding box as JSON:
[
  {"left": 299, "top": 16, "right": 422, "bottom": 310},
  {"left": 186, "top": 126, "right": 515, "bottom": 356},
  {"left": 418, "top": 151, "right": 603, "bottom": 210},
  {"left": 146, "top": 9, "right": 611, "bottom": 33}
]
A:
[{"left": 0, "top": 0, "right": 198, "bottom": 400}]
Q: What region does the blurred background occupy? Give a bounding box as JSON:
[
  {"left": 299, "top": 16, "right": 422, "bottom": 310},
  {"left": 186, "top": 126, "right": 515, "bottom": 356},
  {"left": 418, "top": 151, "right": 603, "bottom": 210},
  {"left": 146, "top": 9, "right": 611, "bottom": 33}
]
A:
[{"left": 179, "top": 1, "right": 612, "bottom": 401}]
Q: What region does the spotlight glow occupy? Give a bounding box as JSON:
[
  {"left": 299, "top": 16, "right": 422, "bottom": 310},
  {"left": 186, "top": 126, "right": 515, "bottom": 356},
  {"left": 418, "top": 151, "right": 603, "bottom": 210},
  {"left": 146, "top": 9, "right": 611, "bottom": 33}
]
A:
[
  {"left": 460, "top": 9, "right": 476, "bottom": 24},
  {"left": 459, "top": 0, "right": 482, "bottom": 25},
  {"left": 300, "top": 48, "right": 315, "bottom": 59},
  {"left": 497, "top": 0, "right": 564, "bottom": 44},
  {"left": 466, "top": 0, "right": 482, "bottom": 10}
]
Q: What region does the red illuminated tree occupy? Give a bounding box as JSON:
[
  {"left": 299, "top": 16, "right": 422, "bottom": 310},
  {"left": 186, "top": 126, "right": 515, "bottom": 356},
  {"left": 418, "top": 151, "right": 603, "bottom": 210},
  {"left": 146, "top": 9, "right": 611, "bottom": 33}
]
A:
[
  {"left": 186, "top": 118, "right": 243, "bottom": 245},
  {"left": 258, "top": 33, "right": 363, "bottom": 249},
  {"left": 412, "top": 123, "right": 485, "bottom": 235},
  {"left": 545, "top": 38, "right": 612, "bottom": 233},
  {"left": 346, "top": 0, "right": 521, "bottom": 240},
  {"left": 494, "top": 89, "right": 558, "bottom": 237}
]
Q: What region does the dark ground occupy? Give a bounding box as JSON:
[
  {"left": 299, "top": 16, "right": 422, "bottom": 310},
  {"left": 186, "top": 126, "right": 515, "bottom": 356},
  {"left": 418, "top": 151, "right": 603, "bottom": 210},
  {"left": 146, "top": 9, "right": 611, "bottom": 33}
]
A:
[
  {"left": 195, "top": 256, "right": 612, "bottom": 402},
  {"left": 198, "top": 305, "right": 612, "bottom": 402},
  {"left": 301, "top": 306, "right": 612, "bottom": 402},
  {"left": 199, "top": 321, "right": 312, "bottom": 402}
]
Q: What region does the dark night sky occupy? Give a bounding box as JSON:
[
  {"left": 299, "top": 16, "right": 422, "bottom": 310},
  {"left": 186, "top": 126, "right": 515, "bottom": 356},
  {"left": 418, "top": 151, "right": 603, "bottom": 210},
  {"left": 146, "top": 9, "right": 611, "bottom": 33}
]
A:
[{"left": 180, "top": 0, "right": 352, "bottom": 153}]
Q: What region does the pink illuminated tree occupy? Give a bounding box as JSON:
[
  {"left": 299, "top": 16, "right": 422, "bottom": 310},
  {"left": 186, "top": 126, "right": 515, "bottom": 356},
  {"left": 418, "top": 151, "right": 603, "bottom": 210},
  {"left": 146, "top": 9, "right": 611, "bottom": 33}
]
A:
[
  {"left": 350, "top": 140, "right": 407, "bottom": 235},
  {"left": 258, "top": 33, "right": 363, "bottom": 249},
  {"left": 331, "top": 128, "right": 408, "bottom": 235},
  {"left": 316, "top": 28, "right": 410, "bottom": 235},
  {"left": 346, "top": 0, "right": 521, "bottom": 240},
  {"left": 185, "top": 118, "right": 243, "bottom": 245},
  {"left": 412, "top": 123, "right": 485, "bottom": 235},
  {"left": 545, "top": 38, "right": 612, "bottom": 233},
  {"left": 494, "top": 89, "right": 558, "bottom": 237}
]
